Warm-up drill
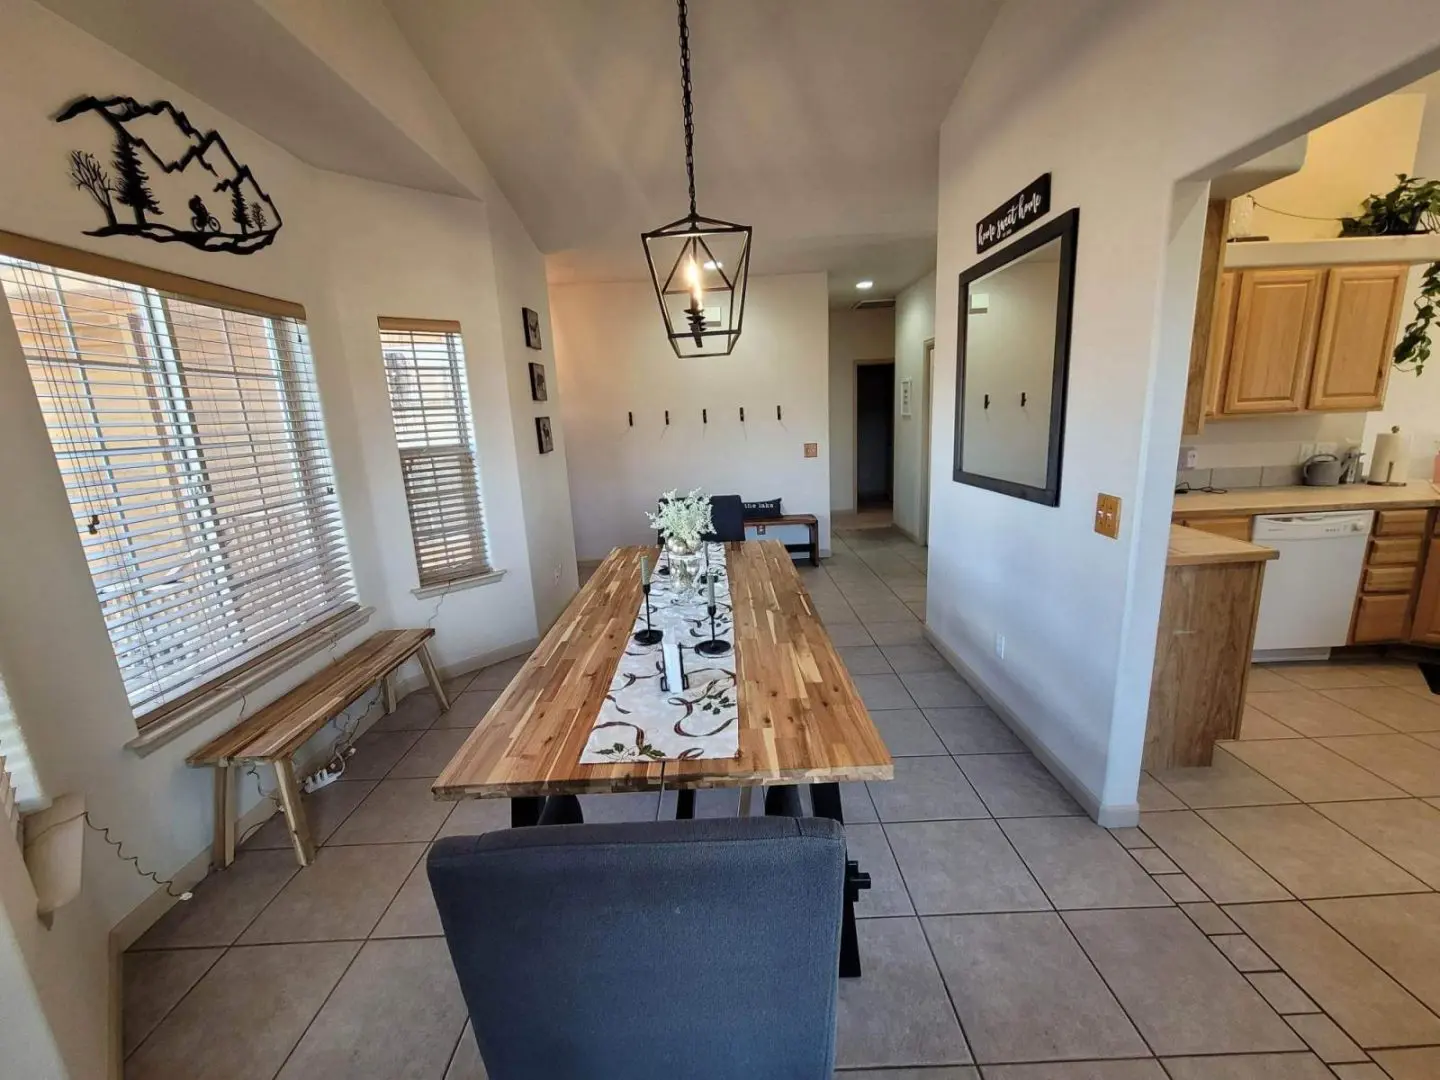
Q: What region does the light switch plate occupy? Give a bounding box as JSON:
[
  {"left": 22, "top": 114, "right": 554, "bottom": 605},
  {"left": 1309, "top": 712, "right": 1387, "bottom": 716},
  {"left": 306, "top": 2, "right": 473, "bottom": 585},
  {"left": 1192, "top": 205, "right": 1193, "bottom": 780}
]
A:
[
  {"left": 803, "top": 442, "right": 818, "bottom": 458},
  {"left": 1094, "top": 493, "right": 1122, "bottom": 539}
]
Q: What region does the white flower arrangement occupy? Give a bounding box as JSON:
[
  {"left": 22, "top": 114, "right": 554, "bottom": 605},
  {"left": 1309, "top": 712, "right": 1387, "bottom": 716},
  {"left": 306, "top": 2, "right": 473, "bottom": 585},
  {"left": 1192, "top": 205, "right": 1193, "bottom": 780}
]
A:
[{"left": 647, "top": 488, "right": 713, "bottom": 552}]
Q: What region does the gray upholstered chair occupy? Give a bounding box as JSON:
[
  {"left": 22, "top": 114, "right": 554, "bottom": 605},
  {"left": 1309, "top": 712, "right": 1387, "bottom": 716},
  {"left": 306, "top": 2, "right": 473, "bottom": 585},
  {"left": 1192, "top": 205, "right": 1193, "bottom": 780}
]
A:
[{"left": 427, "top": 816, "right": 846, "bottom": 1080}]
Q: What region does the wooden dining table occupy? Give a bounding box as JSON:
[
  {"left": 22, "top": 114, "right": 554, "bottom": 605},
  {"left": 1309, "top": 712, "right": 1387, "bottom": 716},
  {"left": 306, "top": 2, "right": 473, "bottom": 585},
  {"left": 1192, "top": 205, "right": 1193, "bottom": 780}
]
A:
[{"left": 433, "top": 538, "right": 892, "bottom": 975}]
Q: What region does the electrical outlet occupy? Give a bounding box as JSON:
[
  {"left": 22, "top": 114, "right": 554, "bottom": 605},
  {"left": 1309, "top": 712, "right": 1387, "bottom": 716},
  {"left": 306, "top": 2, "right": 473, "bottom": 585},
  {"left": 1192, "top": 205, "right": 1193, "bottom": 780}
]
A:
[
  {"left": 1094, "top": 493, "right": 1122, "bottom": 539},
  {"left": 803, "top": 442, "right": 818, "bottom": 459},
  {"left": 1298, "top": 442, "right": 1317, "bottom": 464},
  {"left": 1178, "top": 445, "right": 1198, "bottom": 470},
  {"left": 994, "top": 632, "right": 1006, "bottom": 660}
]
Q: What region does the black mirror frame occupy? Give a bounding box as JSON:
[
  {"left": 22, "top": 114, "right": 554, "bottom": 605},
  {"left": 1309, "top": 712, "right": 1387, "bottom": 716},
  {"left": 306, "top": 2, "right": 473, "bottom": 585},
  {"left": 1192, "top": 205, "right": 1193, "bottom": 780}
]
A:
[{"left": 952, "top": 206, "right": 1079, "bottom": 507}]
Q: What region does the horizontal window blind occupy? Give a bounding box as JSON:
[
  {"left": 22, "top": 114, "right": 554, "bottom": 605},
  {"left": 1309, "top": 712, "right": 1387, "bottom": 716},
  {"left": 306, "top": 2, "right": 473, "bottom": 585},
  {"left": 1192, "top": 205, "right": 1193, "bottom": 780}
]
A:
[
  {"left": 0, "top": 676, "right": 31, "bottom": 838},
  {"left": 1, "top": 256, "right": 355, "bottom": 723},
  {"left": 378, "top": 319, "right": 491, "bottom": 586}
]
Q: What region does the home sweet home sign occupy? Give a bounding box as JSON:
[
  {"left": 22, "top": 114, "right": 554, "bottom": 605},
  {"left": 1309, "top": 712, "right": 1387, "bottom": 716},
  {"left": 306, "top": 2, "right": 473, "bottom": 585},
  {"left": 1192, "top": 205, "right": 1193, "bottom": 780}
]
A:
[{"left": 976, "top": 173, "right": 1051, "bottom": 253}]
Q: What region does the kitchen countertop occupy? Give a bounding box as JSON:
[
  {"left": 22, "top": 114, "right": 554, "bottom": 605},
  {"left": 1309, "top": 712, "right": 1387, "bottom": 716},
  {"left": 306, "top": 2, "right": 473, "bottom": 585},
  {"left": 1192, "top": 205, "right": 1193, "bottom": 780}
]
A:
[
  {"left": 1173, "top": 481, "right": 1440, "bottom": 519},
  {"left": 1167, "top": 525, "right": 1279, "bottom": 567}
]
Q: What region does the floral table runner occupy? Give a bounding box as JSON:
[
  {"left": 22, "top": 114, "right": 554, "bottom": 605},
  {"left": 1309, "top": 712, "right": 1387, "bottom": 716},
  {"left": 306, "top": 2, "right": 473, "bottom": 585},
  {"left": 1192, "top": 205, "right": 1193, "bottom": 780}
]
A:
[{"left": 579, "top": 542, "right": 740, "bottom": 764}]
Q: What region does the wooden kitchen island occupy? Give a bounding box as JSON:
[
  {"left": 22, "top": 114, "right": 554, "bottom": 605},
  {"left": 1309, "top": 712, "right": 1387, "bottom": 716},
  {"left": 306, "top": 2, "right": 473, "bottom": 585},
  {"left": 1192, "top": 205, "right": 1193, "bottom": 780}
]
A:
[{"left": 1143, "top": 525, "right": 1278, "bottom": 770}]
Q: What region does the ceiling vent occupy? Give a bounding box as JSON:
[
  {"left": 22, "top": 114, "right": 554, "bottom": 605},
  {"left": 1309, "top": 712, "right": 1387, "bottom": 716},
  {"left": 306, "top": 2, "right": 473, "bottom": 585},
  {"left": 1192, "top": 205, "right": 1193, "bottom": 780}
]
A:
[{"left": 852, "top": 297, "right": 896, "bottom": 311}]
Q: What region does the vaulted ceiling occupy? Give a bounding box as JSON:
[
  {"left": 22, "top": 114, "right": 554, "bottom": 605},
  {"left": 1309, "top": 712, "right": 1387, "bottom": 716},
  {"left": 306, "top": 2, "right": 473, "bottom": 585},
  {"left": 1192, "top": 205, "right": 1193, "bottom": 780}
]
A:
[
  {"left": 385, "top": 0, "right": 1000, "bottom": 298},
  {"left": 38, "top": 0, "right": 1002, "bottom": 301}
]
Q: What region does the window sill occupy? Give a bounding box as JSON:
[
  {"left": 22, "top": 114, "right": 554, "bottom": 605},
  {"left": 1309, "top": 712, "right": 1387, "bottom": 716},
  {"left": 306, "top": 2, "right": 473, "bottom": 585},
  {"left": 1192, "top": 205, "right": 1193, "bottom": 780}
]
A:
[
  {"left": 125, "top": 605, "right": 376, "bottom": 757},
  {"left": 412, "top": 569, "right": 507, "bottom": 599}
]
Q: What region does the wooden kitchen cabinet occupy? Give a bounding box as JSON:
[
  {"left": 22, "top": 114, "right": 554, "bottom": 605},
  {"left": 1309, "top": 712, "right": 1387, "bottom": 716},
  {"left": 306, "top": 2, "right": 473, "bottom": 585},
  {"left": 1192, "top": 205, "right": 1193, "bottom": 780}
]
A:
[
  {"left": 1222, "top": 268, "right": 1326, "bottom": 414},
  {"left": 1354, "top": 593, "right": 1413, "bottom": 643},
  {"left": 1203, "top": 270, "right": 1238, "bottom": 419},
  {"left": 1412, "top": 538, "right": 1440, "bottom": 646},
  {"left": 1308, "top": 264, "right": 1407, "bottom": 411}
]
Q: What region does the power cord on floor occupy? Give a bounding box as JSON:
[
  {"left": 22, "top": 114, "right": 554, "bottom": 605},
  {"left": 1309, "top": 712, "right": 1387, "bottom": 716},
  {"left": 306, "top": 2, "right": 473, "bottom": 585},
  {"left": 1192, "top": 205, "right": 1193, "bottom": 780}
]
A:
[{"left": 23, "top": 810, "right": 194, "bottom": 901}]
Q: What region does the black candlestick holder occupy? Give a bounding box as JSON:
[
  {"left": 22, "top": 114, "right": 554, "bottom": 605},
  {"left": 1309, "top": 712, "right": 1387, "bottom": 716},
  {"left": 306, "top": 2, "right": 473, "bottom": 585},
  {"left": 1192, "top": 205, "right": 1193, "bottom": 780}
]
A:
[
  {"left": 633, "top": 583, "right": 663, "bottom": 646},
  {"left": 694, "top": 602, "right": 731, "bottom": 657}
]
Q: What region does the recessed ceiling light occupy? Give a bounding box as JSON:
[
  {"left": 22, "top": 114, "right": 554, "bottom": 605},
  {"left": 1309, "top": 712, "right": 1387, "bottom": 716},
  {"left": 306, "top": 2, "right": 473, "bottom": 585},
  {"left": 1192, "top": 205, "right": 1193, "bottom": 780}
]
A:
[
  {"left": 703, "top": 260, "right": 723, "bottom": 270},
  {"left": 856, "top": 280, "right": 874, "bottom": 290}
]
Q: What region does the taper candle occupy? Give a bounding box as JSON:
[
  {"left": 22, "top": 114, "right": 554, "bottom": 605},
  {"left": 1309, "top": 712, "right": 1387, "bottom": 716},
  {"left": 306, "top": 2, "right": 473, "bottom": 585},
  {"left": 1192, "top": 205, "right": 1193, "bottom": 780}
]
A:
[
  {"left": 707, "top": 572, "right": 716, "bottom": 608},
  {"left": 640, "top": 554, "right": 650, "bottom": 586}
]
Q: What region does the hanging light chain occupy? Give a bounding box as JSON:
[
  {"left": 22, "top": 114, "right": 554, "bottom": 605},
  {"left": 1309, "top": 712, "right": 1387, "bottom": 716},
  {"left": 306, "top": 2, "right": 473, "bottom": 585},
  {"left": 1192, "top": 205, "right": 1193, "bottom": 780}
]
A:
[{"left": 677, "top": 0, "right": 697, "bottom": 218}]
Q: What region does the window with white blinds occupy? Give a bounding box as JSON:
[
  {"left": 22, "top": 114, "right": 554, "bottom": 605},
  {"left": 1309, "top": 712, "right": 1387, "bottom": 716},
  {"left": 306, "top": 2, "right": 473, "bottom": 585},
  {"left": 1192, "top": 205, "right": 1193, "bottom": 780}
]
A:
[
  {"left": 0, "top": 675, "right": 33, "bottom": 837},
  {"left": 378, "top": 319, "right": 491, "bottom": 587},
  {"left": 0, "top": 249, "right": 356, "bottom": 725}
]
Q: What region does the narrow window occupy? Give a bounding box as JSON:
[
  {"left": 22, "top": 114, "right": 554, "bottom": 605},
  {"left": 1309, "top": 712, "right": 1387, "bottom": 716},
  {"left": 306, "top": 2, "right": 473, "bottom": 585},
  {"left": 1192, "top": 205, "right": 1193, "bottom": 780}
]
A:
[{"left": 378, "top": 319, "right": 491, "bottom": 586}]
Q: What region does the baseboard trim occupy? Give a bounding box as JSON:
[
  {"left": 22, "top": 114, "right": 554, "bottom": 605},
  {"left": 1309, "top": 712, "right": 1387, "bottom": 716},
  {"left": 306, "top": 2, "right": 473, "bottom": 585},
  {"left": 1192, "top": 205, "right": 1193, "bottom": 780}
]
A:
[
  {"left": 114, "top": 635, "right": 541, "bottom": 949},
  {"left": 392, "top": 638, "right": 540, "bottom": 698},
  {"left": 922, "top": 627, "right": 1139, "bottom": 829}
]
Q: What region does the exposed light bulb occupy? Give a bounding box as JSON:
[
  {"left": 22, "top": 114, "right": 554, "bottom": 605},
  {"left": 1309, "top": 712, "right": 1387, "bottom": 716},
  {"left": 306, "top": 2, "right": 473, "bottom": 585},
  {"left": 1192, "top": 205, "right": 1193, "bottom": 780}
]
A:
[
  {"left": 685, "top": 258, "right": 703, "bottom": 307},
  {"left": 856, "top": 280, "right": 874, "bottom": 290}
]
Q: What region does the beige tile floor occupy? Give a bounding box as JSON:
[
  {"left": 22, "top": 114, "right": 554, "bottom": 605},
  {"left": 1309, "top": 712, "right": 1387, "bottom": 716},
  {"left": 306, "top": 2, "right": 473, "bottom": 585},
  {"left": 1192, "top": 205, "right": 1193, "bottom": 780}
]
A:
[{"left": 123, "top": 527, "right": 1440, "bottom": 1079}]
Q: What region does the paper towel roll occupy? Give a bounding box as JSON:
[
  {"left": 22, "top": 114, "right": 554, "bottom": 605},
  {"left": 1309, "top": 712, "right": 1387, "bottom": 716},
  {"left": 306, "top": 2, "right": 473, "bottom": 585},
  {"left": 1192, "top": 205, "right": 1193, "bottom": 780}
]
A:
[{"left": 1368, "top": 427, "right": 1409, "bottom": 486}]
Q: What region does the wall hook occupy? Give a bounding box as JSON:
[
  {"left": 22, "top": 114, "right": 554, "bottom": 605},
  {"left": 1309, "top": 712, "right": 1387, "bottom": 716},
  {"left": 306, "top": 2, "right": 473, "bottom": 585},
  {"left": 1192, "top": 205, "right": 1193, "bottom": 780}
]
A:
[
  {"left": 739, "top": 406, "right": 745, "bottom": 422},
  {"left": 1020, "top": 392, "right": 1027, "bottom": 408},
  {"left": 702, "top": 408, "right": 708, "bottom": 424},
  {"left": 984, "top": 393, "right": 990, "bottom": 410},
  {"left": 627, "top": 411, "right": 634, "bottom": 427},
  {"left": 776, "top": 405, "right": 783, "bottom": 422},
  {"left": 665, "top": 410, "right": 670, "bottom": 426}
]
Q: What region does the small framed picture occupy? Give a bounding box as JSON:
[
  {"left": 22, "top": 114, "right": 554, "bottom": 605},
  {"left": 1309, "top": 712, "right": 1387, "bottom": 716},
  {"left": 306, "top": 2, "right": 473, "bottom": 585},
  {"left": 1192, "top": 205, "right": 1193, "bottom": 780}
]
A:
[
  {"left": 535, "top": 415, "right": 554, "bottom": 454},
  {"left": 528, "top": 361, "right": 548, "bottom": 402},
  {"left": 523, "top": 307, "right": 542, "bottom": 350}
]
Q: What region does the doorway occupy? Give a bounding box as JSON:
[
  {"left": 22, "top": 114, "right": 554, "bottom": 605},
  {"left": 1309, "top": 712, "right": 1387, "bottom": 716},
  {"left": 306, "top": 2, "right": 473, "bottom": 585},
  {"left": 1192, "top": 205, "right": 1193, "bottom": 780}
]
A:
[
  {"left": 855, "top": 361, "right": 895, "bottom": 510},
  {"left": 918, "top": 338, "right": 935, "bottom": 544}
]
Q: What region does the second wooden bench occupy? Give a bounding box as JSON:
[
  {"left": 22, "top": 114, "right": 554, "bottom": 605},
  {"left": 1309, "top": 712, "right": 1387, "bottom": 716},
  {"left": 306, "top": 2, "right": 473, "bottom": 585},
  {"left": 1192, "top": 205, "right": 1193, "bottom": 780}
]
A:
[{"left": 188, "top": 628, "right": 449, "bottom": 868}]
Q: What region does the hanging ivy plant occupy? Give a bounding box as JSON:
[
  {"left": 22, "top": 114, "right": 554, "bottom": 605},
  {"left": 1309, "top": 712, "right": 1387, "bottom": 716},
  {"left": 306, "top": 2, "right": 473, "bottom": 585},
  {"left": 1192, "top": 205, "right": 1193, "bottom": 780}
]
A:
[
  {"left": 1394, "top": 261, "right": 1439, "bottom": 376},
  {"left": 1338, "top": 175, "right": 1440, "bottom": 374}
]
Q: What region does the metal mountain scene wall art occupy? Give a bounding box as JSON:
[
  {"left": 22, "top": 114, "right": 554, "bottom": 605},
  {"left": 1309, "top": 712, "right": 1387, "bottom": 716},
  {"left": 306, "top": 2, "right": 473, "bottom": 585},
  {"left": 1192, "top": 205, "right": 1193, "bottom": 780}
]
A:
[{"left": 56, "top": 95, "right": 282, "bottom": 255}]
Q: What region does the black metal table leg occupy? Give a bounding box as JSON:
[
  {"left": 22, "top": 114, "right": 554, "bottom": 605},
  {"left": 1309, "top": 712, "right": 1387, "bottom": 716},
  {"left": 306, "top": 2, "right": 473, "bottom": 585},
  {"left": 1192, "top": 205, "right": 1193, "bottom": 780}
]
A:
[
  {"left": 675, "top": 788, "right": 696, "bottom": 819},
  {"left": 511, "top": 796, "right": 544, "bottom": 828},
  {"left": 810, "top": 782, "right": 867, "bottom": 978}
]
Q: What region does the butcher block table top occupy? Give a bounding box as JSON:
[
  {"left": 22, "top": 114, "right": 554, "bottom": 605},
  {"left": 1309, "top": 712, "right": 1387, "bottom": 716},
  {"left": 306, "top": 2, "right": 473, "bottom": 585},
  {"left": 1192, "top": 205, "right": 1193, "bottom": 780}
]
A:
[
  {"left": 432, "top": 540, "right": 892, "bottom": 800},
  {"left": 1166, "top": 525, "right": 1279, "bottom": 567}
]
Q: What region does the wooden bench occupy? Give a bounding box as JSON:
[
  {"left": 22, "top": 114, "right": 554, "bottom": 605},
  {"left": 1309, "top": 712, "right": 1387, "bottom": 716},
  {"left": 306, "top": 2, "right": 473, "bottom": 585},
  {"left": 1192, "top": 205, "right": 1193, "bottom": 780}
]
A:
[
  {"left": 746, "top": 513, "right": 820, "bottom": 566},
  {"left": 188, "top": 628, "right": 449, "bottom": 868}
]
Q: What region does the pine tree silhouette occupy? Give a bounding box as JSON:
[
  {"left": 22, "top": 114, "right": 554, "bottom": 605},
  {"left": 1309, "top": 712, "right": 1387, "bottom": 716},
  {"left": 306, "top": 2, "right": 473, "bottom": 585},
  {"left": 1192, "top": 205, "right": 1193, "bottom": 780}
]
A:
[
  {"left": 230, "top": 185, "right": 250, "bottom": 235},
  {"left": 112, "top": 135, "right": 162, "bottom": 225},
  {"left": 249, "top": 202, "right": 267, "bottom": 231}
]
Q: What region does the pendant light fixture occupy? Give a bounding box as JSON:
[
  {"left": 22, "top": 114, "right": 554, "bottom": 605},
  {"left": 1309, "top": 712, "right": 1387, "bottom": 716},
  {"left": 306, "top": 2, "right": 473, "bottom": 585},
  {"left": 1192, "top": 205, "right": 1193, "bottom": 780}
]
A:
[{"left": 641, "top": 0, "right": 752, "bottom": 358}]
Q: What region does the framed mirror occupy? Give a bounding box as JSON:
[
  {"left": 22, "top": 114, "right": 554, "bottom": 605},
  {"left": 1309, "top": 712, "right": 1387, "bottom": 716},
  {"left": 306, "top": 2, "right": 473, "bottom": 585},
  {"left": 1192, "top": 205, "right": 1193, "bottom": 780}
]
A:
[{"left": 953, "top": 207, "right": 1079, "bottom": 506}]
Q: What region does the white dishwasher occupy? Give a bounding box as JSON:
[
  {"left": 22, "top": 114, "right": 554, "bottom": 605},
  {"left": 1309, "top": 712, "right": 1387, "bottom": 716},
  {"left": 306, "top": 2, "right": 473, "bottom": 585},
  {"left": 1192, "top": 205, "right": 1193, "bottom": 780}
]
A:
[{"left": 1252, "top": 510, "right": 1373, "bottom": 659}]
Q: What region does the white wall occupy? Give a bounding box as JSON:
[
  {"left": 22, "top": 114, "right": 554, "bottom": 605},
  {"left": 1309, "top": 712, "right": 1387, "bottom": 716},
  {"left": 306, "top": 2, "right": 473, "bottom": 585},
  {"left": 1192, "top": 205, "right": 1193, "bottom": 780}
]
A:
[
  {"left": 928, "top": 0, "right": 1440, "bottom": 825},
  {"left": 553, "top": 274, "right": 832, "bottom": 559},
  {"left": 828, "top": 306, "right": 896, "bottom": 512},
  {"left": 894, "top": 271, "right": 936, "bottom": 540},
  {"left": 0, "top": 3, "right": 573, "bottom": 1073}
]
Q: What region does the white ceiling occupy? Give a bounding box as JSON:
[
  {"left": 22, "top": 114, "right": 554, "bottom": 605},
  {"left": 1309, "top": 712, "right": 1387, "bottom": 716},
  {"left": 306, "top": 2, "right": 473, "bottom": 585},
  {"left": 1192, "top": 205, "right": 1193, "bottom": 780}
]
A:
[
  {"left": 384, "top": 0, "right": 1000, "bottom": 302},
  {"left": 38, "top": 0, "right": 999, "bottom": 305}
]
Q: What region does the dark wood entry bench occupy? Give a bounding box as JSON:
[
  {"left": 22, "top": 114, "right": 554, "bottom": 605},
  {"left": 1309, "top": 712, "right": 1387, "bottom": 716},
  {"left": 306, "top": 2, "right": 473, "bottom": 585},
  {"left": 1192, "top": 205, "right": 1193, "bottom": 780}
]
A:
[
  {"left": 746, "top": 513, "right": 821, "bottom": 566},
  {"left": 188, "top": 628, "right": 449, "bottom": 869}
]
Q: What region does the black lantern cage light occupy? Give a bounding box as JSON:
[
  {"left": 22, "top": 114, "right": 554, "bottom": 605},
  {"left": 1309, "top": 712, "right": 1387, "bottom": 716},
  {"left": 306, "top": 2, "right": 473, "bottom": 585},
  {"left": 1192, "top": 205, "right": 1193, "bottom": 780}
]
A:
[{"left": 641, "top": 0, "right": 752, "bottom": 358}]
